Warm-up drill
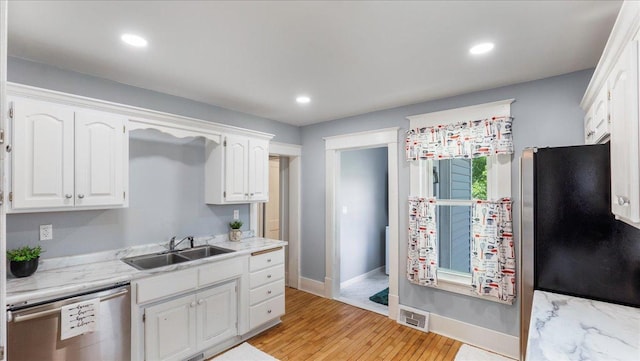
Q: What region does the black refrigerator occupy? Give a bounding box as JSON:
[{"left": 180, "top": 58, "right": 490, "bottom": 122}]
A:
[{"left": 519, "top": 143, "right": 640, "bottom": 360}]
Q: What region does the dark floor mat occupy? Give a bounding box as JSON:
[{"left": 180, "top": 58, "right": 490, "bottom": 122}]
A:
[{"left": 369, "top": 287, "right": 389, "bottom": 305}]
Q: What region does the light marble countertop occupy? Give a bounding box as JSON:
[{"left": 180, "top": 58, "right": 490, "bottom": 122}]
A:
[
  {"left": 6, "top": 236, "right": 286, "bottom": 308},
  {"left": 526, "top": 290, "right": 640, "bottom": 361}
]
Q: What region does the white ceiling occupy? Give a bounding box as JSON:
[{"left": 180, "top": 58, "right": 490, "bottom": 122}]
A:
[{"left": 8, "top": 1, "right": 622, "bottom": 126}]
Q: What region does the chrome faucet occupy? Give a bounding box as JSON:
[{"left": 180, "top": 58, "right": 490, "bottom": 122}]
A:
[{"left": 169, "top": 236, "right": 194, "bottom": 251}]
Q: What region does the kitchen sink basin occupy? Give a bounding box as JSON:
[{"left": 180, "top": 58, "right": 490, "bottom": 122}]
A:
[
  {"left": 122, "top": 252, "right": 191, "bottom": 270},
  {"left": 178, "top": 245, "right": 235, "bottom": 260},
  {"left": 122, "top": 245, "right": 235, "bottom": 270}
]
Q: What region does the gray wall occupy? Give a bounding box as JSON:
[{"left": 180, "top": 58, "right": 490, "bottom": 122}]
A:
[
  {"left": 339, "top": 147, "right": 388, "bottom": 282},
  {"left": 7, "top": 57, "right": 301, "bottom": 145},
  {"left": 300, "top": 69, "right": 593, "bottom": 336},
  {"left": 7, "top": 130, "right": 250, "bottom": 258}
]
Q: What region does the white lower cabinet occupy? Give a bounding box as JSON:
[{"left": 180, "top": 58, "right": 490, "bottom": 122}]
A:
[
  {"left": 144, "top": 293, "right": 197, "bottom": 361},
  {"left": 144, "top": 282, "right": 237, "bottom": 361},
  {"left": 249, "top": 248, "right": 286, "bottom": 329},
  {"left": 133, "top": 256, "right": 246, "bottom": 361}
]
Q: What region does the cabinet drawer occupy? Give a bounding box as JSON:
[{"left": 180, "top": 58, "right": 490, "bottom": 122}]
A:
[
  {"left": 250, "top": 264, "right": 284, "bottom": 288},
  {"left": 198, "top": 257, "right": 244, "bottom": 288},
  {"left": 249, "top": 248, "right": 284, "bottom": 272},
  {"left": 136, "top": 268, "right": 198, "bottom": 304},
  {"left": 249, "top": 294, "right": 285, "bottom": 330},
  {"left": 250, "top": 279, "right": 285, "bottom": 306}
]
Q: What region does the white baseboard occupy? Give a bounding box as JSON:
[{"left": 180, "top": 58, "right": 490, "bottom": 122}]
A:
[
  {"left": 340, "top": 266, "right": 385, "bottom": 288},
  {"left": 398, "top": 305, "right": 518, "bottom": 359},
  {"left": 298, "top": 277, "right": 325, "bottom": 297}
]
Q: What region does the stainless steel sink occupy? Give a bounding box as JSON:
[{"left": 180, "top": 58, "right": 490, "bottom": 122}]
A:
[
  {"left": 178, "top": 245, "right": 235, "bottom": 260},
  {"left": 122, "top": 252, "right": 191, "bottom": 270}
]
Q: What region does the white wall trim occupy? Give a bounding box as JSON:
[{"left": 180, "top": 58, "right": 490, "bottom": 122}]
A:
[
  {"left": 422, "top": 311, "right": 519, "bottom": 359},
  {"left": 324, "top": 127, "right": 400, "bottom": 320},
  {"left": 407, "top": 98, "right": 514, "bottom": 128},
  {"left": 298, "top": 277, "right": 325, "bottom": 297},
  {"left": 324, "top": 127, "right": 399, "bottom": 150},
  {"left": 257, "top": 141, "right": 302, "bottom": 289},
  {"left": 270, "top": 141, "right": 302, "bottom": 157}
]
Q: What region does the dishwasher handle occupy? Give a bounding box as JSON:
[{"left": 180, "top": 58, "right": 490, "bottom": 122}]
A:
[{"left": 8, "top": 288, "right": 128, "bottom": 323}]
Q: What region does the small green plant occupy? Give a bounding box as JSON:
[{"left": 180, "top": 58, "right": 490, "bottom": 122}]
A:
[
  {"left": 7, "top": 245, "right": 43, "bottom": 262},
  {"left": 229, "top": 221, "right": 243, "bottom": 230}
]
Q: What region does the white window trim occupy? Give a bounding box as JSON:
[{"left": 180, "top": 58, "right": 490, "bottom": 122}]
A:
[{"left": 407, "top": 99, "right": 513, "bottom": 303}]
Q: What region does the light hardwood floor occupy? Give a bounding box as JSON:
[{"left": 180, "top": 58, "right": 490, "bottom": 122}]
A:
[{"left": 248, "top": 287, "right": 463, "bottom": 360}]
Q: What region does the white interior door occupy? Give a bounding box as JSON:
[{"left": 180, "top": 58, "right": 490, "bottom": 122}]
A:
[{"left": 265, "top": 157, "right": 280, "bottom": 239}]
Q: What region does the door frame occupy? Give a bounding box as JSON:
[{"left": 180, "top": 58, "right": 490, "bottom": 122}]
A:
[
  {"left": 250, "top": 141, "right": 301, "bottom": 289},
  {"left": 324, "top": 127, "right": 399, "bottom": 319}
]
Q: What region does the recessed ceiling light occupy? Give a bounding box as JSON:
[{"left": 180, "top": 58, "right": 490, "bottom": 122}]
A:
[
  {"left": 121, "top": 33, "right": 148, "bottom": 48},
  {"left": 469, "top": 42, "right": 494, "bottom": 55},
  {"left": 296, "top": 96, "right": 311, "bottom": 104}
]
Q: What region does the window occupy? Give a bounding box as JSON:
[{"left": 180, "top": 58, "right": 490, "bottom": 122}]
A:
[{"left": 408, "top": 99, "right": 513, "bottom": 291}]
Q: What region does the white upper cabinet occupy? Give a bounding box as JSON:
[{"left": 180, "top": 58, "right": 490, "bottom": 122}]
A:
[
  {"left": 75, "top": 109, "right": 127, "bottom": 207},
  {"left": 11, "top": 98, "right": 75, "bottom": 209},
  {"left": 581, "top": 1, "right": 640, "bottom": 229},
  {"left": 205, "top": 134, "right": 271, "bottom": 204},
  {"left": 585, "top": 87, "right": 611, "bottom": 144},
  {"left": 9, "top": 96, "right": 128, "bottom": 212},
  {"left": 608, "top": 41, "right": 639, "bottom": 225}
]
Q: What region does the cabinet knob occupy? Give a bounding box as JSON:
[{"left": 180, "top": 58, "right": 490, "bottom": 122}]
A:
[
  {"left": 267, "top": 259, "right": 271, "bottom": 263},
  {"left": 617, "top": 196, "right": 630, "bottom": 206},
  {"left": 587, "top": 130, "right": 595, "bottom": 137},
  {"left": 250, "top": 193, "right": 254, "bottom": 197},
  {"left": 190, "top": 301, "right": 196, "bottom": 308},
  {"left": 77, "top": 194, "right": 85, "bottom": 199},
  {"left": 65, "top": 194, "right": 73, "bottom": 199},
  {"left": 267, "top": 309, "right": 272, "bottom": 314},
  {"left": 198, "top": 299, "right": 204, "bottom": 305},
  {"left": 267, "top": 290, "right": 272, "bottom": 294},
  {"left": 267, "top": 274, "right": 272, "bottom": 279}
]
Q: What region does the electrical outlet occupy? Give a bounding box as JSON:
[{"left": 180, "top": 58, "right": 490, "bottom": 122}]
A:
[
  {"left": 233, "top": 210, "right": 239, "bottom": 220},
  {"left": 40, "top": 224, "right": 53, "bottom": 241}
]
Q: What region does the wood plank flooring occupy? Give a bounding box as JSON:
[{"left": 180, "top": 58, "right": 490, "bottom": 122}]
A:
[{"left": 248, "top": 287, "right": 463, "bottom": 360}]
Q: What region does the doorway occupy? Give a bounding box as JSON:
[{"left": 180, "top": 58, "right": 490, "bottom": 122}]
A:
[
  {"left": 337, "top": 147, "right": 389, "bottom": 315},
  {"left": 253, "top": 142, "right": 301, "bottom": 289},
  {"left": 324, "top": 127, "right": 399, "bottom": 320}
]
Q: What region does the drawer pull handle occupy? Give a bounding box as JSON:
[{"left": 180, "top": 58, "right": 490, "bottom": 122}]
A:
[
  {"left": 267, "top": 309, "right": 272, "bottom": 314},
  {"left": 267, "top": 290, "right": 272, "bottom": 294},
  {"left": 267, "top": 274, "right": 272, "bottom": 278}
]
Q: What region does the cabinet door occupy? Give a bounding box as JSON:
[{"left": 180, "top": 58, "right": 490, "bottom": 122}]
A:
[
  {"left": 248, "top": 138, "right": 269, "bottom": 201},
  {"left": 224, "top": 135, "right": 248, "bottom": 202},
  {"left": 584, "top": 104, "right": 595, "bottom": 144},
  {"left": 592, "top": 87, "right": 610, "bottom": 143},
  {"left": 196, "top": 282, "right": 237, "bottom": 350},
  {"left": 75, "top": 110, "right": 127, "bottom": 207},
  {"left": 145, "top": 294, "right": 197, "bottom": 361},
  {"left": 609, "top": 41, "right": 640, "bottom": 224},
  {"left": 11, "top": 97, "right": 75, "bottom": 209}
]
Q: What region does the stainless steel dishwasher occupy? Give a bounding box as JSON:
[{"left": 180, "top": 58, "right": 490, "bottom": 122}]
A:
[{"left": 7, "top": 283, "right": 131, "bottom": 361}]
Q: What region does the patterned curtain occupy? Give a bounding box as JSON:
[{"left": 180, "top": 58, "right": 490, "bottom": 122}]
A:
[
  {"left": 407, "top": 197, "right": 438, "bottom": 286},
  {"left": 470, "top": 198, "right": 515, "bottom": 303},
  {"left": 405, "top": 116, "right": 513, "bottom": 161}
]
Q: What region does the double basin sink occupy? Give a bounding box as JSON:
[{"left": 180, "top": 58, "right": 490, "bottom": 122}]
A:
[{"left": 122, "top": 245, "right": 234, "bottom": 270}]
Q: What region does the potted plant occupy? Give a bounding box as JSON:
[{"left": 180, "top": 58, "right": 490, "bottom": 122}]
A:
[
  {"left": 229, "top": 221, "right": 243, "bottom": 242},
  {"left": 7, "top": 245, "right": 43, "bottom": 278}
]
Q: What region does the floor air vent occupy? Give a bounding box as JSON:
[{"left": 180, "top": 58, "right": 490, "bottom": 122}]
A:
[{"left": 397, "top": 305, "right": 429, "bottom": 332}]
